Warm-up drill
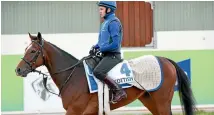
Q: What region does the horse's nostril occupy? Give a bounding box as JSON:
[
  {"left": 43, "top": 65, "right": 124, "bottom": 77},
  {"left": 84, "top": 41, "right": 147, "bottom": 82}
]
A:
[{"left": 16, "top": 68, "right": 21, "bottom": 73}]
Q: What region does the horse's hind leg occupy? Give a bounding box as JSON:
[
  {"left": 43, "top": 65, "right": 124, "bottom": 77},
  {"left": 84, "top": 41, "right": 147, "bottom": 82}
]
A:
[
  {"left": 138, "top": 88, "right": 174, "bottom": 115},
  {"left": 138, "top": 92, "right": 158, "bottom": 114},
  {"left": 138, "top": 57, "right": 176, "bottom": 115}
]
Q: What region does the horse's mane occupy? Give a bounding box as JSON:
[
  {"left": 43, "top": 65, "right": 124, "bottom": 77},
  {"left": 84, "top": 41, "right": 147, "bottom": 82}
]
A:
[{"left": 47, "top": 42, "right": 79, "bottom": 62}]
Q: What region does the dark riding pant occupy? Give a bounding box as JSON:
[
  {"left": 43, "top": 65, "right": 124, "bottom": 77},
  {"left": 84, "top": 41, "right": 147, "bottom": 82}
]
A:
[{"left": 93, "top": 53, "right": 122, "bottom": 81}]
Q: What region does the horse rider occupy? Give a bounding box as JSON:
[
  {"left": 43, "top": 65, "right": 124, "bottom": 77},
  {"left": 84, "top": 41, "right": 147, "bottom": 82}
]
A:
[{"left": 89, "top": 1, "right": 127, "bottom": 104}]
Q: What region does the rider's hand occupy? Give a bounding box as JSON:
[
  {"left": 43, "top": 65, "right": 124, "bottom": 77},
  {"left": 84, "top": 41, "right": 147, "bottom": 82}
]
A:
[
  {"left": 95, "top": 49, "right": 103, "bottom": 57},
  {"left": 89, "top": 46, "right": 96, "bottom": 55}
]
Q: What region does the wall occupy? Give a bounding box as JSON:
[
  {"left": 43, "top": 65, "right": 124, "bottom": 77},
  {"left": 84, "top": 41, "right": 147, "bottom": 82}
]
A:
[
  {"left": 1, "top": 1, "right": 154, "bottom": 47},
  {"left": 1, "top": 30, "right": 214, "bottom": 112},
  {"left": 154, "top": 1, "right": 214, "bottom": 31},
  {"left": 157, "top": 30, "right": 214, "bottom": 50},
  {"left": 1, "top": 1, "right": 99, "bottom": 34},
  {"left": 2, "top": 31, "right": 214, "bottom": 55},
  {"left": 1, "top": 33, "right": 98, "bottom": 58}
]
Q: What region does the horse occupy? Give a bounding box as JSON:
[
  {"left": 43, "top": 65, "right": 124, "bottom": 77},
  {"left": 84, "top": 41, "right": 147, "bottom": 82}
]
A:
[{"left": 15, "top": 32, "right": 197, "bottom": 115}]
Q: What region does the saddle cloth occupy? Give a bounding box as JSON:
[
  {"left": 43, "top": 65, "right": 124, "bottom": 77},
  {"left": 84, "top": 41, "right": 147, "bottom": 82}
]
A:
[
  {"left": 83, "top": 60, "right": 134, "bottom": 93},
  {"left": 83, "top": 55, "right": 164, "bottom": 93},
  {"left": 128, "top": 55, "right": 163, "bottom": 91}
]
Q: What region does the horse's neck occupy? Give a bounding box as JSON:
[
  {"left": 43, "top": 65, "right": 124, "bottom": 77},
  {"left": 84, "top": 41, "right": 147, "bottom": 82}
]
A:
[
  {"left": 43, "top": 41, "right": 79, "bottom": 88},
  {"left": 43, "top": 41, "right": 89, "bottom": 105}
]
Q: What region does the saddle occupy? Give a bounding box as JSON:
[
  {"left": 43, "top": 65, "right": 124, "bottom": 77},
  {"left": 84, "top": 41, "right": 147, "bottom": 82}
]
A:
[{"left": 85, "top": 55, "right": 102, "bottom": 70}]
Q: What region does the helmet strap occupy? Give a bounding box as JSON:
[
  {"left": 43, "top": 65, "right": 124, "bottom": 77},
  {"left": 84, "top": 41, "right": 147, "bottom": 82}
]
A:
[
  {"left": 103, "top": 7, "right": 114, "bottom": 19},
  {"left": 105, "top": 7, "right": 110, "bottom": 14}
]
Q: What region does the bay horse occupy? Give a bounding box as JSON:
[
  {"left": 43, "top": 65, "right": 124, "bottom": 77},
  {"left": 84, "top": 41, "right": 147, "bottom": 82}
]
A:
[{"left": 15, "top": 32, "right": 197, "bottom": 115}]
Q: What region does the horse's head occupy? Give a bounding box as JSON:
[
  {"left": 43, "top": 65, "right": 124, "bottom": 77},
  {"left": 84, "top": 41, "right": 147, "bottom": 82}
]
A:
[{"left": 15, "top": 32, "right": 46, "bottom": 77}]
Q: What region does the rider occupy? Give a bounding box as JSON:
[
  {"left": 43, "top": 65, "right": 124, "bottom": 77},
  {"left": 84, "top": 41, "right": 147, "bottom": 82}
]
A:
[{"left": 89, "top": 1, "right": 127, "bottom": 104}]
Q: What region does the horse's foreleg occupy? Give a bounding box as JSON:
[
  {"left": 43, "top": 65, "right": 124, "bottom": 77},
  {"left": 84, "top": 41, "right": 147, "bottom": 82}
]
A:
[
  {"left": 66, "top": 106, "right": 82, "bottom": 115},
  {"left": 82, "top": 94, "right": 99, "bottom": 115},
  {"left": 65, "top": 93, "right": 93, "bottom": 115}
]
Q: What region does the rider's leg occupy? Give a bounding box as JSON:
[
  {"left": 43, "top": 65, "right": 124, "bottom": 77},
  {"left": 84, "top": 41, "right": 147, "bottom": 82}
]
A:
[{"left": 93, "top": 53, "right": 127, "bottom": 104}]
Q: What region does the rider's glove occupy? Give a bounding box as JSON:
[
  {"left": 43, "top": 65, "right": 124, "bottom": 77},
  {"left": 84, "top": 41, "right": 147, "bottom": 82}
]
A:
[
  {"left": 95, "top": 49, "right": 103, "bottom": 57},
  {"left": 89, "top": 46, "right": 96, "bottom": 55}
]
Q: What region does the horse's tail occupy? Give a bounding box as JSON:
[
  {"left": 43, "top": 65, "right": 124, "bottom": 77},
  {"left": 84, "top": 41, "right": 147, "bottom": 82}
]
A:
[{"left": 166, "top": 58, "right": 197, "bottom": 115}]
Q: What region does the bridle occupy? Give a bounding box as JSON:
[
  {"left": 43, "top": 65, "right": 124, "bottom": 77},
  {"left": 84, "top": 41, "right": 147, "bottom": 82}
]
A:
[
  {"left": 21, "top": 38, "right": 91, "bottom": 97},
  {"left": 21, "top": 39, "right": 45, "bottom": 71}
]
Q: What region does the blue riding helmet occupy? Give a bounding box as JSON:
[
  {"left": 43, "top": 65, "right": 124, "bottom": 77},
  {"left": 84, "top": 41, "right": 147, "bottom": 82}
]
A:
[{"left": 97, "top": 1, "right": 117, "bottom": 10}]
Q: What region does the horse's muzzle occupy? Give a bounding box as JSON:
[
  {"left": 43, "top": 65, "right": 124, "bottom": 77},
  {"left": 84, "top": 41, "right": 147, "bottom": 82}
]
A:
[{"left": 15, "top": 67, "right": 28, "bottom": 77}]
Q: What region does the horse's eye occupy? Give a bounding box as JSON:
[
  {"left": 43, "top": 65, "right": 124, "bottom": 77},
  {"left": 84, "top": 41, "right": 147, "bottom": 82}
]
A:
[{"left": 31, "top": 50, "right": 36, "bottom": 53}]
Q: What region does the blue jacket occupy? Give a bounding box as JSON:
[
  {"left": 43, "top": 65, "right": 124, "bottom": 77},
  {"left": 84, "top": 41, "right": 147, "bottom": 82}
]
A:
[{"left": 94, "top": 13, "right": 123, "bottom": 53}]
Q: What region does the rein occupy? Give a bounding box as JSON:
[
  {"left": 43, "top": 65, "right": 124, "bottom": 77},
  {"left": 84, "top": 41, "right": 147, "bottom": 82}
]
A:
[
  {"left": 34, "top": 53, "right": 91, "bottom": 96},
  {"left": 21, "top": 38, "right": 92, "bottom": 97},
  {"left": 52, "top": 55, "right": 91, "bottom": 75},
  {"left": 36, "top": 55, "right": 91, "bottom": 97},
  {"left": 50, "top": 55, "right": 91, "bottom": 96}
]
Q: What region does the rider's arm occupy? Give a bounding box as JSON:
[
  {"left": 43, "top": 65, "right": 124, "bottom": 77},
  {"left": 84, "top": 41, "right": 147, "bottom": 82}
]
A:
[
  {"left": 93, "top": 34, "right": 100, "bottom": 49},
  {"left": 94, "top": 43, "right": 99, "bottom": 49}
]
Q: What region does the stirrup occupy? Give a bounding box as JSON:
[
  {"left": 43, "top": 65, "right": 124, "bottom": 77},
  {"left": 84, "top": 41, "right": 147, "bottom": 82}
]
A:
[
  {"left": 110, "top": 93, "right": 118, "bottom": 104},
  {"left": 109, "top": 90, "right": 127, "bottom": 104},
  {"left": 109, "top": 95, "right": 126, "bottom": 104}
]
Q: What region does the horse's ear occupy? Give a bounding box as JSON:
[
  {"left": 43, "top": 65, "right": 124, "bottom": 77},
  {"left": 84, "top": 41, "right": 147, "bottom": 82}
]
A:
[
  {"left": 37, "top": 32, "right": 42, "bottom": 40},
  {"left": 37, "top": 32, "right": 42, "bottom": 39},
  {"left": 28, "top": 32, "right": 33, "bottom": 41}
]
